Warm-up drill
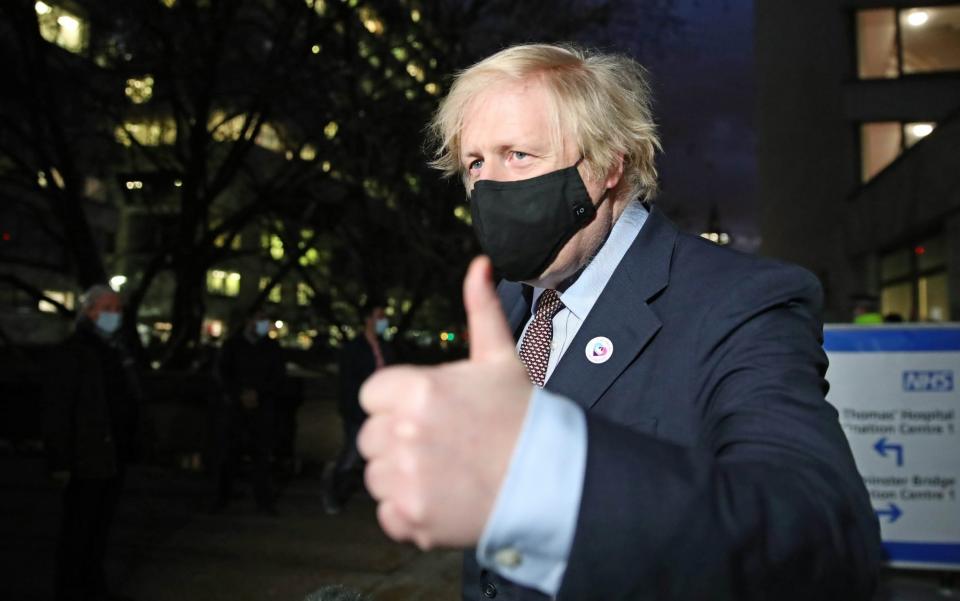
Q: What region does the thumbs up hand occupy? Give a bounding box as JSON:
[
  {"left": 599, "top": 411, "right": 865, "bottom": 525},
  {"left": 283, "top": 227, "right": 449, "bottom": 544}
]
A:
[{"left": 358, "top": 256, "right": 533, "bottom": 549}]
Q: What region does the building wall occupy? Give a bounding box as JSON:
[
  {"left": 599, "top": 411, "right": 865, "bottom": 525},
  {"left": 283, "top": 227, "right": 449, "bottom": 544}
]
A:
[
  {"left": 756, "top": 0, "right": 960, "bottom": 322},
  {"left": 755, "top": 0, "right": 859, "bottom": 322}
]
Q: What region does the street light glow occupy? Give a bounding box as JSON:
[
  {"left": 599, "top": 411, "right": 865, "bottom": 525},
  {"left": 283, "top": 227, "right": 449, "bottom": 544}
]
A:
[{"left": 109, "top": 275, "right": 127, "bottom": 291}]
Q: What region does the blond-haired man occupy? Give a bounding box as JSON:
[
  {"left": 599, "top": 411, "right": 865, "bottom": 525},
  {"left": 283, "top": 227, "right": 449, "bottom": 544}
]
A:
[{"left": 359, "top": 44, "right": 881, "bottom": 601}]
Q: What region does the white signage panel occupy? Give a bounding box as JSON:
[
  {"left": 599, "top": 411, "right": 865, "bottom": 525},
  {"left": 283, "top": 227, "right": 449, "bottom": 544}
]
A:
[{"left": 824, "top": 325, "right": 960, "bottom": 570}]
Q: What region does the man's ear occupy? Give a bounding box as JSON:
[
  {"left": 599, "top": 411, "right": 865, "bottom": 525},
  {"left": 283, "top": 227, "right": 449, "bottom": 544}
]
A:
[{"left": 604, "top": 153, "right": 625, "bottom": 191}]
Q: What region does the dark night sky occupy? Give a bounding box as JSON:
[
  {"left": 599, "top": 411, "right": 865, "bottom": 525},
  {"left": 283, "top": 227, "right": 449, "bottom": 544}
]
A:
[{"left": 633, "top": 0, "right": 759, "bottom": 252}]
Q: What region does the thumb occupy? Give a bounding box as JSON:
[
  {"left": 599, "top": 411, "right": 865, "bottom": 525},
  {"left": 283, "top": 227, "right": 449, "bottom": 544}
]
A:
[{"left": 464, "top": 255, "right": 516, "bottom": 362}]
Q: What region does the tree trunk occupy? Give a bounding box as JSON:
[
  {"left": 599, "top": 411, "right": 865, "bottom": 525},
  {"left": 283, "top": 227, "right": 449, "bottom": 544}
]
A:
[{"left": 165, "top": 255, "right": 206, "bottom": 368}]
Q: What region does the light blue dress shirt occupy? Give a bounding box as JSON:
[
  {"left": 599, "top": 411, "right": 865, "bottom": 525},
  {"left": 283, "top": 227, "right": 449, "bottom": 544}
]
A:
[{"left": 476, "top": 201, "right": 650, "bottom": 595}]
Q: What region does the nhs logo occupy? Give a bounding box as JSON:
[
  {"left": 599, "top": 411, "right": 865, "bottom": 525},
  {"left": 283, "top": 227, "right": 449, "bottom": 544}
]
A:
[{"left": 902, "top": 370, "right": 954, "bottom": 392}]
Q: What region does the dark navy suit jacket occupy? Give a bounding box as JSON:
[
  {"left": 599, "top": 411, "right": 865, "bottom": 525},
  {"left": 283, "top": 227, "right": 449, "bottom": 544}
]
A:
[{"left": 462, "top": 208, "right": 882, "bottom": 601}]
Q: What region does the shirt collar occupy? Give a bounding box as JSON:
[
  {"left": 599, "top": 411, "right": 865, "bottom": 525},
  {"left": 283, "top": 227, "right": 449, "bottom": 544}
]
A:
[{"left": 531, "top": 200, "right": 649, "bottom": 320}]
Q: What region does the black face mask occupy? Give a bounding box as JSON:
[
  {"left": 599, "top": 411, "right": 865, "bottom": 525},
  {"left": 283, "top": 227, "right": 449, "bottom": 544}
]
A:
[{"left": 470, "top": 161, "right": 598, "bottom": 282}]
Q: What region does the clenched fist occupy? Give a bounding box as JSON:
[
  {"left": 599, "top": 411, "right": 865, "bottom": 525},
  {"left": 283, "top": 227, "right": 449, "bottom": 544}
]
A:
[{"left": 358, "top": 256, "right": 533, "bottom": 549}]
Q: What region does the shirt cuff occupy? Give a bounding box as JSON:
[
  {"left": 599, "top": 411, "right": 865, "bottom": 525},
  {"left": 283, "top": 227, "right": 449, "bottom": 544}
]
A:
[{"left": 476, "top": 387, "right": 588, "bottom": 595}]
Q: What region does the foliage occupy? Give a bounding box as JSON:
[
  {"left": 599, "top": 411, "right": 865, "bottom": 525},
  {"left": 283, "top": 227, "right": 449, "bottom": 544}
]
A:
[{"left": 0, "top": 0, "right": 674, "bottom": 365}]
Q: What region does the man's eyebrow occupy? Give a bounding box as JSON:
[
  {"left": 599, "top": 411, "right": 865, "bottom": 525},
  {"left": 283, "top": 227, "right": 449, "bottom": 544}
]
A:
[{"left": 461, "top": 141, "right": 549, "bottom": 163}]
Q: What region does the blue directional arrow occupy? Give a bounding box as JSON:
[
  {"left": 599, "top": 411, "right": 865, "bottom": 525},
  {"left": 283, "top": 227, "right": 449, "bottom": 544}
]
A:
[
  {"left": 874, "top": 437, "right": 904, "bottom": 467},
  {"left": 875, "top": 503, "right": 902, "bottom": 524}
]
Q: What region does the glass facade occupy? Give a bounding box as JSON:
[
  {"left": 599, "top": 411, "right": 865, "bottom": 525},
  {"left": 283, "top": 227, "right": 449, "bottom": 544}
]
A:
[{"left": 879, "top": 235, "right": 950, "bottom": 321}]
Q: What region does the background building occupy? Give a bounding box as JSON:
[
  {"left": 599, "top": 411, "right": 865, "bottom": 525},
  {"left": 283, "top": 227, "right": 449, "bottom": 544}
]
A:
[{"left": 756, "top": 0, "right": 960, "bottom": 323}]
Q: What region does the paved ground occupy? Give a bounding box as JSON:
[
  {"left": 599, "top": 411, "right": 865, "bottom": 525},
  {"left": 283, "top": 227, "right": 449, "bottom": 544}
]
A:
[
  {"left": 0, "top": 398, "right": 460, "bottom": 601},
  {"left": 1, "top": 396, "right": 956, "bottom": 601}
]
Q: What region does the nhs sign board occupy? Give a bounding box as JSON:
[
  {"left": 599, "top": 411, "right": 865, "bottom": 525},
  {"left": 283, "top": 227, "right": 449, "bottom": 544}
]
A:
[{"left": 903, "top": 370, "right": 954, "bottom": 392}]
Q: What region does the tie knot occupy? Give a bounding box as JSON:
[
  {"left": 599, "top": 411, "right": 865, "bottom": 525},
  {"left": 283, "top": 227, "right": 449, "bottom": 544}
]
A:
[{"left": 535, "top": 289, "right": 564, "bottom": 320}]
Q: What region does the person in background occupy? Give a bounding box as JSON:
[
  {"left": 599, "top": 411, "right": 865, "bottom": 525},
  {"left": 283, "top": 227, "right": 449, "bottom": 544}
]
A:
[
  {"left": 322, "top": 304, "right": 394, "bottom": 514},
  {"left": 44, "top": 285, "right": 141, "bottom": 601},
  {"left": 213, "top": 310, "right": 285, "bottom": 515},
  {"left": 852, "top": 293, "right": 884, "bottom": 324}
]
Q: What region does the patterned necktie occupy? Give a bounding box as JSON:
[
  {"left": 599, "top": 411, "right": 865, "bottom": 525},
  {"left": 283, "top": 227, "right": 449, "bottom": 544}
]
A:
[{"left": 518, "top": 289, "right": 565, "bottom": 387}]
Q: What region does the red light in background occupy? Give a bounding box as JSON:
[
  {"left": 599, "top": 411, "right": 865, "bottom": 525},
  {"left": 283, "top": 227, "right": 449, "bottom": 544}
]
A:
[
  {"left": 914, "top": 246, "right": 926, "bottom": 255},
  {"left": 1, "top": 232, "right": 10, "bottom": 242}
]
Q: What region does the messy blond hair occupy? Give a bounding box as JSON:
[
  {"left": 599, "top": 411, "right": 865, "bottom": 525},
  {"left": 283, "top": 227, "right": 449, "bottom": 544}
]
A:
[{"left": 428, "top": 43, "right": 661, "bottom": 201}]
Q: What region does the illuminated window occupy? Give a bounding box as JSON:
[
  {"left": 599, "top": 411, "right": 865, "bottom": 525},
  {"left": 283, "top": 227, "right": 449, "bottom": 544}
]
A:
[
  {"left": 857, "top": 9, "right": 898, "bottom": 78},
  {"left": 406, "top": 61, "right": 425, "bottom": 82},
  {"left": 206, "top": 269, "right": 241, "bottom": 297},
  {"left": 125, "top": 75, "right": 155, "bottom": 104},
  {"left": 299, "top": 247, "right": 320, "bottom": 267},
  {"left": 260, "top": 277, "right": 282, "bottom": 303},
  {"left": 35, "top": 2, "right": 87, "bottom": 54},
  {"left": 297, "top": 282, "right": 313, "bottom": 306},
  {"left": 363, "top": 177, "right": 388, "bottom": 199},
  {"left": 879, "top": 235, "right": 949, "bottom": 321},
  {"left": 861, "top": 122, "right": 901, "bottom": 181},
  {"left": 214, "top": 232, "right": 241, "bottom": 250},
  {"left": 305, "top": 0, "right": 326, "bottom": 16},
  {"left": 699, "top": 232, "right": 731, "bottom": 246},
  {"left": 208, "top": 111, "right": 283, "bottom": 152},
  {"left": 403, "top": 173, "right": 420, "bottom": 193},
  {"left": 260, "top": 233, "right": 284, "bottom": 260},
  {"left": 857, "top": 6, "right": 960, "bottom": 78},
  {"left": 359, "top": 6, "right": 385, "bottom": 35},
  {"left": 453, "top": 205, "right": 472, "bottom": 226},
  {"left": 901, "top": 6, "right": 960, "bottom": 74},
  {"left": 38, "top": 290, "right": 75, "bottom": 313},
  {"left": 115, "top": 118, "right": 177, "bottom": 147},
  {"left": 860, "top": 121, "right": 937, "bottom": 181},
  {"left": 358, "top": 40, "right": 373, "bottom": 58},
  {"left": 324, "top": 121, "right": 338, "bottom": 139},
  {"left": 904, "top": 122, "right": 935, "bottom": 146}
]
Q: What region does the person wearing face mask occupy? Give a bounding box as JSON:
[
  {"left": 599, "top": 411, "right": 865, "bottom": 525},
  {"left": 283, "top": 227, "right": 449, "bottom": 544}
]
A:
[
  {"left": 43, "top": 285, "right": 141, "bottom": 601},
  {"left": 213, "top": 310, "right": 285, "bottom": 514},
  {"left": 357, "top": 44, "right": 882, "bottom": 601},
  {"left": 322, "top": 304, "right": 395, "bottom": 515}
]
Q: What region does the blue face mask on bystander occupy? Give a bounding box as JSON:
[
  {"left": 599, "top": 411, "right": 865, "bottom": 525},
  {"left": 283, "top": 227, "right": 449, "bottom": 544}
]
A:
[
  {"left": 96, "top": 311, "right": 122, "bottom": 334},
  {"left": 254, "top": 320, "right": 271, "bottom": 337}
]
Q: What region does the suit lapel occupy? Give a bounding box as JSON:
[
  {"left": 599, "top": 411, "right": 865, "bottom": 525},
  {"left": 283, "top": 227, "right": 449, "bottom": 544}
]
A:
[
  {"left": 497, "top": 280, "right": 534, "bottom": 342},
  {"left": 545, "top": 208, "right": 677, "bottom": 410}
]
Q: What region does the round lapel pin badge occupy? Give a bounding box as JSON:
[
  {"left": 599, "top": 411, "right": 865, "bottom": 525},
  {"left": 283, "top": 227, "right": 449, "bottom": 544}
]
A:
[{"left": 585, "top": 336, "right": 613, "bottom": 364}]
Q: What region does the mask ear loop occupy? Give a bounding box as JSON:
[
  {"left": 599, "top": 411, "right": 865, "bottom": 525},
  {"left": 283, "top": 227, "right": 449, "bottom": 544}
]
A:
[{"left": 575, "top": 156, "right": 611, "bottom": 210}]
